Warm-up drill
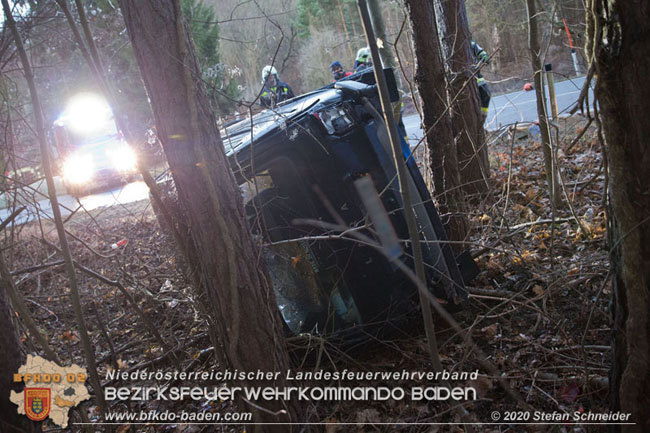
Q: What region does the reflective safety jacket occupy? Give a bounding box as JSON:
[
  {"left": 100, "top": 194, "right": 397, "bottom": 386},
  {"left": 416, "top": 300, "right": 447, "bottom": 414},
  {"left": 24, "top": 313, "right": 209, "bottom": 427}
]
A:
[
  {"left": 470, "top": 40, "right": 490, "bottom": 84},
  {"left": 471, "top": 41, "right": 491, "bottom": 114},
  {"left": 260, "top": 80, "right": 295, "bottom": 108}
]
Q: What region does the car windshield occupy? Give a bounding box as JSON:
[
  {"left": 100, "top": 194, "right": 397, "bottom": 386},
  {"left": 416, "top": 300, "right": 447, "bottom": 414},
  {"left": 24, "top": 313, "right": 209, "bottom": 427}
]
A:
[{"left": 222, "top": 94, "right": 324, "bottom": 154}]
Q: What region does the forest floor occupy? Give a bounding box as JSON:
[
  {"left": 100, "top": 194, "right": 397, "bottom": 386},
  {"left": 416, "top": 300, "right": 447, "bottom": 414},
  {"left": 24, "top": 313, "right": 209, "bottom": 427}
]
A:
[{"left": 7, "top": 115, "right": 609, "bottom": 432}]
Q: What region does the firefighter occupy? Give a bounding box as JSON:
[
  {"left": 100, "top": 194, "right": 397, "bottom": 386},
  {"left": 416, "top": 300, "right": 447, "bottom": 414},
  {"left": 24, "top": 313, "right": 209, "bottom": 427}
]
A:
[
  {"left": 471, "top": 40, "right": 491, "bottom": 122},
  {"left": 330, "top": 61, "right": 352, "bottom": 81},
  {"left": 353, "top": 47, "right": 372, "bottom": 73},
  {"left": 259, "top": 65, "right": 295, "bottom": 108}
]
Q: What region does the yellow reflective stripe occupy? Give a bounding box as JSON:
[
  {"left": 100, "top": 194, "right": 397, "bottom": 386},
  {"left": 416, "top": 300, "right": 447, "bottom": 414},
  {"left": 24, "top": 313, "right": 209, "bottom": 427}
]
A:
[
  {"left": 481, "top": 107, "right": 489, "bottom": 113},
  {"left": 476, "top": 77, "right": 486, "bottom": 84}
]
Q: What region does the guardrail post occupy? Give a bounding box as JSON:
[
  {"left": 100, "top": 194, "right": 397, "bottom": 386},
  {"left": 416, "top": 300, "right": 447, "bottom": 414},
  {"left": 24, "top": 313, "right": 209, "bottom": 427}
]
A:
[{"left": 544, "top": 63, "right": 559, "bottom": 121}]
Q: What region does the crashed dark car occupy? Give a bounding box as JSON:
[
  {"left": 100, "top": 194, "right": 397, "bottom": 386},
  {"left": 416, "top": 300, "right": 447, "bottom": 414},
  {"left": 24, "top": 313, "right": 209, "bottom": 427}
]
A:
[{"left": 218, "top": 68, "right": 477, "bottom": 340}]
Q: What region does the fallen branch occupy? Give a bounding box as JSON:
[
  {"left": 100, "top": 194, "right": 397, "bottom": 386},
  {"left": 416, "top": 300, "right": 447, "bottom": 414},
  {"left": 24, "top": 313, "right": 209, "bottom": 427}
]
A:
[
  {"left": 533, "top": 371, "right": 608, "bottom": 390},
  {"left": 468, "top": 287, "right": 520, "bottom": 298},
  {"left": 509, "top": 217, "right": 574, "bottom": 231},
  {"left": 10, "top": 259, "right": 64, "bottom": 276}
]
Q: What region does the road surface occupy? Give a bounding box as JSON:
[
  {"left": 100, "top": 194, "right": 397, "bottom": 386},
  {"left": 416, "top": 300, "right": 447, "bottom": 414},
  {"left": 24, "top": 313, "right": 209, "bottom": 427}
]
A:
[
  {"left": 0, "top": 180, "right": 150, "bottom": 226},
  {"left": 487, "top": 75, "right": 590, "bottom": 129},
  {"left": 403, "top": 75, "right": 592, "bottom": 143}
]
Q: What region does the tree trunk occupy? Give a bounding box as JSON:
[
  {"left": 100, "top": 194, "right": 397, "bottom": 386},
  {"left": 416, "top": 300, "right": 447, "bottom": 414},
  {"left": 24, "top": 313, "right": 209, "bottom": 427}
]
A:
[
  {"left": 118, "top": 1, "right": 302, "bottom": 429},
  {"left": 526, "top": 0, "right": 561, "bottom": 208},
  {"left": 587, "top": 1, "right": 650, "bottom": 430},
  {"left": 403, "top": 0, "right": 469, "bottom": 247},
  {"left": 367, "top": 0, "right": 396, "bottom": 71},
  {"left": 0, "top": 276, "right": 40, "bottom": 433},
  {"left": 435, "top": 0, "right": 490, "bottom": 197}
]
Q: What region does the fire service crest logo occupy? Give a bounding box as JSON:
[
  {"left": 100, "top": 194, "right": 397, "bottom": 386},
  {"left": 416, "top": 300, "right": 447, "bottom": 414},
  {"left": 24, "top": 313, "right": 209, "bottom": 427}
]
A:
[{"left": 24, "top": 388, "right": 51, "bottom": 421}]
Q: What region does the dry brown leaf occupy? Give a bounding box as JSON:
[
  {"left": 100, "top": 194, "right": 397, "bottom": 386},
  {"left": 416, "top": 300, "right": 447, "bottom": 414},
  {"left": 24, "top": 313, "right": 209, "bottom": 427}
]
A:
[
  {"left": 467, "top": 375, "right": 494, "bottom": 398},
  {"left": 481, "top": 323, "right": 499, "bottom": 338},
  {"left": 532, "top": 285, "right": 544, "bottom": 296},
  {"left": 356, "top": 408, "right": 381, "bottom": 424}
]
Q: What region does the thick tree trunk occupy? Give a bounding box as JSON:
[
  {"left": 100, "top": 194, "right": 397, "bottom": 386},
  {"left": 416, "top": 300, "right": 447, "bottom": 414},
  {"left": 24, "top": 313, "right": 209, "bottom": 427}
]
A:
[
  {"left": 435, "top": 0, "right": 489, "bottom": 196},
  {"left": 118, "top": 1, "right": 301, "bottom": 429},
  {"left": 403, "top": 0, "right": 468, "bottom": 246},
  {"left": 587, "top": 1, "right": 650, "bottom": 431},
  {"left": 0, "top": 279, "right": 40, "bottom": 433}
]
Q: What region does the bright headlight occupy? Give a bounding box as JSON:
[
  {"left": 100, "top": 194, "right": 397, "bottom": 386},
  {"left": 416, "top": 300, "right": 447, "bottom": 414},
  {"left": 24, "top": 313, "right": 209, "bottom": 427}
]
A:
[
  {"left": 63, "top": 154, "right": 94, "bottom": 185},
  {"left": 108, "top": 145, "right": 137, "bottom": 172},
  {"left": 62, "top": 93, "right": 113, "bottom": 135}
]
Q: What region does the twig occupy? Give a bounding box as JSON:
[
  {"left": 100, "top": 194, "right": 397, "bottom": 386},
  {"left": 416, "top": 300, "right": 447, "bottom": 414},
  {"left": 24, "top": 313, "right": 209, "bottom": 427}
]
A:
[
  {"left": 468, "top": 287, "right": 520, "bottom": 298},
  {"left": 508, "top": 217, "right": 573, "bottom": 231},
  {"left": 24, "top": 297, "right": 59, "bottom": 321},
  {"left": 91, "top": 300, "right": 118, "bottom": 370},
  {"left": 10, "top": 259, "right": 64, "bottom": 276},
  {"left": 0, "top": 206, "right": 25, "bottom": 231},
  {"left": 97, "top": 340, "right": 139, "bottom": 364},
  {"left": 498, "top": 122, "right": 517, "bottom": 234},
  {"left": 0, "top": 253, "right": 60, "bottom": 363},
  {"left": 565, "top": 117, "right": 594, "bottom": 152}
]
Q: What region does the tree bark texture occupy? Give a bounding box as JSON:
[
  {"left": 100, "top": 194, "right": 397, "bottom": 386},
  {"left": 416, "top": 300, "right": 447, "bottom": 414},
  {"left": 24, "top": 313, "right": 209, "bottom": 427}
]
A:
[
  {"left": 586, "top": 1, "right": 650, "bottom": 430},
  {"left": 0, "top": 279, "right": 40, "bottom": 433},
  {"left": 118, "top": 1, "right": 301, "bottom": 428},
  {"left": 403, "top": 0, "right": 468, "bottom": 246},
  {"left": 367, "top": 0, "right": 392, "bottom": 69},
  {"left": 435, "top": 0, "right": 489, "bottom": 196}
]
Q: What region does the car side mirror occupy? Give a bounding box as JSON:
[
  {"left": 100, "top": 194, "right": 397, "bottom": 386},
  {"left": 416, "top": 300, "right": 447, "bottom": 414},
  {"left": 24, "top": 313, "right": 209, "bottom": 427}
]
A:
[{"left": 334, "top": 80, "right": 377, "bottom": 99}]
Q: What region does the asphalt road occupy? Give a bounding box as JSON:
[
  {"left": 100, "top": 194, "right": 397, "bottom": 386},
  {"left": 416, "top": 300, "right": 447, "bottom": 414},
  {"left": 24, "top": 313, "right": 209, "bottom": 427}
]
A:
[
  {"left": 403, "top": 75, "right": 592, "bottom": 142},
  {"left": 0, "top": 180, "right": 150, "bottom": 226},
  {"left": 487, "top": 75, "right": 590, "bottom": 129}
]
